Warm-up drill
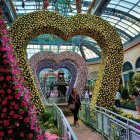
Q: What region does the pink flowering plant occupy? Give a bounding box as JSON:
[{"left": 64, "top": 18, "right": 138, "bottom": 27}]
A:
[{"left": 0, "top": 9, "right": 44, "bottom": 139}]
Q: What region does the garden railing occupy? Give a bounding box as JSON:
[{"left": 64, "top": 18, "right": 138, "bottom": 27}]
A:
[
  {"left": 52, "top": 103, "right": 78, "bottom": 140},
  {"left": 79, "top": 103, "right": 140, "bottom": 140}
]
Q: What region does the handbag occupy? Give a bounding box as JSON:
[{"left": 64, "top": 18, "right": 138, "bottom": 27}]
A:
[{"left": 69, "top": 103, "right": 75, "bottom": 110}]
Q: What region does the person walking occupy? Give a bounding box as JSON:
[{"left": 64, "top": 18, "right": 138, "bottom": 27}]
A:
[
  {"left": 133, "top": 90, "right": 140, "bottom": 114},
  {"left": 115, "top": 89, "right": 121, "bottom": 108},
  {"left": 84, "top": 89, "right": 90, "bottom": 103},
  {"left": 68, "top": 88, "right": 81, "bottom": 127}
]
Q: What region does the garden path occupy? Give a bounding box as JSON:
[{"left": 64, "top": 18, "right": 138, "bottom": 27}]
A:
[{"left": 66, "top": 116, "right": 104, "bottom": 140}]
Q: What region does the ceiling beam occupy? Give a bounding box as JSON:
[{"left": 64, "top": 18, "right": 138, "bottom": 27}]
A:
[
  {"left": 93, "top": 0, "right": 111, "bottom": 16},
  {"left": 87, "top": 0, "right": 96, "bottom": 13},
  {"left": 0, "top": 0, "right": 14, "bottom": 23},
  {"left": 79, "top": 45, "right": 86, "bottom": 60}
]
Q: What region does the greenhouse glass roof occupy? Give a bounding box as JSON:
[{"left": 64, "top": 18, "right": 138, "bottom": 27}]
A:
[{"left": 1, "top": 0, "right": 140, "bottom": 61}]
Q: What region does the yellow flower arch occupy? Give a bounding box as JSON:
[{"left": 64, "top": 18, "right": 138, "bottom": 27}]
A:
[{"left": 9, "top": 11, "right": 123, "bottom": 112}]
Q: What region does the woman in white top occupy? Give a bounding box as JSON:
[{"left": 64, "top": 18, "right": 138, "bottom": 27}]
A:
[
  {"left": 85, "top": 90, "right": 90, "bottom": 103},
  {"left": 115, "top": 90, "right": 121, "bottom": 108}
]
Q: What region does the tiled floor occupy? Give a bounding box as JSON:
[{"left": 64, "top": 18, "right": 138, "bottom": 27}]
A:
[{"left": 66, "top": 116, "right": 104, "bottom": 140}]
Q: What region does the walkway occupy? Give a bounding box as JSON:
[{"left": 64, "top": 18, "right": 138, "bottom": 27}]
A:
[
  {"left": 66, "top": 116, "right": 104, "bottom": 140},
  {"left": 120, "top": 108, "right": 140, "bottom": 119}
]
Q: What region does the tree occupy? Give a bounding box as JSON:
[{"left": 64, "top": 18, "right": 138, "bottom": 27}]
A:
[{"left": 0, "top": 9, "right": 43, "bottom": 139}]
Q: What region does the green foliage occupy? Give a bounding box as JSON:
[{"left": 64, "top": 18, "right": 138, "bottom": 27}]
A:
[
  {"left": 121, "top": 99, "right": 135, "bottom": 107},
  {"left": 121, "top": 87, "right": 129, "bottom": 100},
  {"left": 40, "top": 111, "right": 51, "bottom": 124},
  {"left": 133, "top": 72, "right": 140, "bottom": 88},
  {"left": 39, "top": 111, "right": 59, "bottom": 135}
]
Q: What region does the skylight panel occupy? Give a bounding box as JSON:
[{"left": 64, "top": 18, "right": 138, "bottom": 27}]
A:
[
  {"left": 127, "top": 27, "right": 139, "bottom": 35},
  {"left": 115, "top": 25, "right": 126, "bottom": 31},
  {"left": 118, "top": 22, "right": 130, "bottom": 28},
  {"left": 115, "top": 6, "right": 129, "bottom": 12},
  {"left": 121, "top": 19, "right": 133, "bottom": 26},
  {"left": 121, "top": 37, "right": 127, "bottom": 42},
  {"left": 131, "top": 24, "right": 140, "bottom": 31},
  {"left": 26, "top": 10, "right": 35, "bottom": 13},
  {"left": 124, "top": 30, "right": 135, "bottom": 37},
  {"left": 133, "top": 6, "right": 140, "bottom": 14},
  {"left": 118, "top": 1, "right": 134, "bottom": 9},
  {"left": 82, "top": 7, "right": 87, "bottom": 10},
  {"left": 43, "top": 45, "right": 50, "bottom": 50},
  {"left": 110, "top": 22, "right": 116, "bottom": 26},
  {"left": 129, "top": 11, "right": 140, "bottom": 18},
  {"left": 125, "top": 0, "right": 139, "bottom": 3},
  {"left": 109, "top": 16, "right": 120, "bottom": 20},
  {"left": 110, "top": 0, "right": 120, "bottom": 5},
  {"left": 18, "top": 10, "right": 26, "bottom": 14},
  {"left": 107, "top": 4, "right": 116, "bottom": 8},
  {"left": 106, "top": 18, "right": 118, "bottom": 24}
]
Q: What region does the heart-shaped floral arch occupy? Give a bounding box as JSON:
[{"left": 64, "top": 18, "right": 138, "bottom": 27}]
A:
[
  {"left": 9, "top": 11, "right": 123, "bottom": 111},
  {"left": 29, "top": 51, "right": 87, "bottom": 98},
  {"left": 36, "top": 60, "right": 77, "bottom": 96}
]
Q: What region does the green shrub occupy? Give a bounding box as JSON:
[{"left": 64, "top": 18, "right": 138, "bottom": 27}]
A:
[
  {"left": 133, "top": 72, "right": 140, "bottom": 88},
  {"left": 121, "top": 87, "right": 129, "bottom": 100},
  {"left": 40, "top": 111, "right": 51, "bottom": 124}
]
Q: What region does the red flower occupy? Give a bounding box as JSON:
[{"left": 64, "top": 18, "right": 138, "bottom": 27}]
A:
[
  {"left": 28, "top": 133, "right": 33, "bottom": 139},
  {"left": 8, "top": 129, "right": 13, "bottom": 135},
  {"left": 14, "top": 104, "right": 18, "bottom": 110},
  {"left": 2, "top": 100, "right": 7, "bottom": 105},
  {"left": 11, "top": 101, "right": 15, "bottom": 106},
  {"left": 19, "top": 115, "right": 23, "bottom": 120},
  {"left": 2, "top": 107, "right": 7, "bottom": 112},
  {"left": 21, "top": 101, "right": 27, "bottom": 106},
  {"left": 24, "top": 118, "right": 29, "bottom": 123},
  {"left": 4, "top": 120, "right": 9, "bottom": 126},
  {"left": 0, "top": 131, "right": 4, "bottom": 137},
  {"left": 13, "top": 85, "right": 18, "bottom": 90},
  {"left": 4, "top": 69, "right": 9, "bottom": 73},
  {"left": 7, "top": 89, "right": 12, "bottom": 94},
  {"left": 15, "top": 93, "right": 20, "bottom": 99},
  {"left": 6, "top": 76, "right": 11, "bottom": 81},
  {"left": 8, "top": 95, "right": 13, "bottom": 99},
  {"left": 1, "top": 113, "right": 6, "bottom": 118},
  {"left": 15, "top": 122, "right": 19, "bottom": 127},
  {"left": 0, "top": 76, "right": 4, "bottom": 81},
  {"left": 3, "top": 60, "right": 8, "bottom": 64},
  {"left": 19, "top": 110, "right": 25, "bottom": 115},
  {"left": 20, "top": 132, "right": 24, "bottom": 137},
  {"left": 10, "top": 111, "right": 14, "bottom": 116},
  {"left": 0, "top": 89, "right": 4, "bottom": 94},
  {"left": 3, "top": 84, "right": 7, "bottom": 88},
  {"left": 13, "top": 114, "right": 18, "bottom": 119}
]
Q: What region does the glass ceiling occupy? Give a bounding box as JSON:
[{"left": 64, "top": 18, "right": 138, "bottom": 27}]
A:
[
  {"left": 102, "top": 0, "right": 140, "bottom": 44},
  {"left": 2, "top": 0, "right": 140, "bottom": 61},
  {"left": 26, "top": 44, "right": 99, "bottom": 61}
]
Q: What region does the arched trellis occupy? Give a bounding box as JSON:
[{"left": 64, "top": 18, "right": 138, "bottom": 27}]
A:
[
  {"left": 29, "top": 51, "right": 87, "bottom": 96},
  {"left": 9, "top": 11, "right": 123, "bottom": 110},
  {"left": 35, "top": 59, "right": 78, "bottom": 96},
  {"left": 123, "top": 61, "right": 133, "bottom": 72}
]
